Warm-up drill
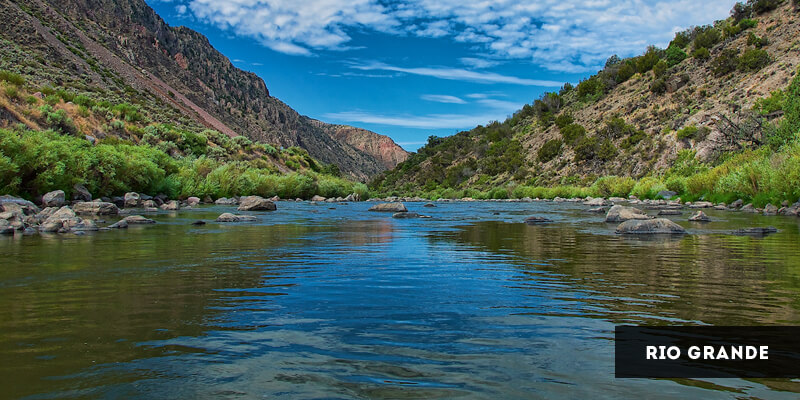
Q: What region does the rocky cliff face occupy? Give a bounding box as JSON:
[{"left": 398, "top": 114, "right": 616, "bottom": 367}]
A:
[
  {"left": 311, "top": 121, "right": 410, "bottom": 170},
  {"left": 2, "top": 0, "right": 406, "bottom": 180}
]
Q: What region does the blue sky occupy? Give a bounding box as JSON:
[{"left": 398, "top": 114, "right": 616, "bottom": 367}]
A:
[{"left": 146, "top": 0, "right": 737, "bottom": 151}]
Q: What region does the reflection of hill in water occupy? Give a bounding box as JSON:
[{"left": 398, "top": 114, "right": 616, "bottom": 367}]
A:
[{"left": 433, "top": 221, "right": 800, "bottom": 326}]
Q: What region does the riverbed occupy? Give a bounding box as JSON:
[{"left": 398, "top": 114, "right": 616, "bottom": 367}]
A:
[{"left": 1, "top": 201, "right": 799, "bottom": 399}]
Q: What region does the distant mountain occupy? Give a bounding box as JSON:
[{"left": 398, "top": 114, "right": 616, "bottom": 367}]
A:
[
  {"left": 373, "top": 1, "right": 799, "bottom": 194},
  {"left": 1, "top": 0, "right": 407, "bottom": 180}
]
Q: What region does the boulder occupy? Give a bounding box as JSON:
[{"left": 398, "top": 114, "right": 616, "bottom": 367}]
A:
[
  {"left": 142, "top": 200, "right": 157, "bottom": 208},
  {"left": 111, "top": 196, "right": 125, "bottom": 208},
  {"left": 73, "top": 201, "right": 119, "bottom": 215},
  {"left": 740, "top": 203, "right": 757, "bottom": 213},
  {"left": 160, "top": 200, "right": 180, "bottom": 211},
  {"left": 616, "top": 218, "right": 687, "bottom": 234},
  {"left": 0, "top": 220, "right": 14, "bottom": 235},
  {"left": 344, "top": 193, "right": 361, "bottom": 202},
  {"left": 583, "top": 197, "right": 606, "bottom": 206},
  {"left": 216, "top": 213, "right": 258, "bottom": 222},
  {"left": 732, "top": 227, "right": 778, "bottom": 236},
  {"left": 203, "top": 196, "right": 213, "bottom": 204},
  {"left": 730, "top": 199, "right": 744, "bottom": 208},
  {"left": 72, "top": 184, "right": 92, "bottom": 202},
  {"left": 585, "top": 207, "right": 606, "bottom": 214},
  {"left": 689, "top": 211, "right": 711, "bottom": 222},
  {"left": 609, "top": 197, "right": 627, "bottom": 203},
  {"left": 605, "top": 205, "right": 651, "bottom": 223},
  {"left": 108, "top": 220, "right": 128, "bottom": 229},
  {"left": 124, "top": 192, "right": 141, "bottom": 208},
  {"left": 215, "top": 197, "right": 238, "bottom": 205},
  {"left": 0, "top": 195, "right": 39, "bottom": 215},
  {"left": 191, "top": 220, "right": 206, "bottom": 226},
  {"left": 689, "top": 201, "right": 714, "bottom": 209},
  {"left": 269, "top": 196, "right": 280, "bottom": 202},
  {"left": 763, "top": 204, "right": 778, "bottom": 216},
  {"left": 525, "top": 216, "right": 553, "bottom": 224},
  {"left": 311, "top": 195, "right": 326, "bottom": 202},
  {"left": 186, "top": 197, "right": 201, "bottom": 206},
  {"left": 423, "top": 203, "right": 436, "bottom": 208},
  {"left": 123, "top": 215, "right": 156, "bottom": 224},
  {"left": 368, "top": 202, "right": 407, "bottom": 212},
  {"left": 237, "top": 196, "right": 277, "bottom": 211},
  {"left": 69, "top": 219, "right": 99, "bottom": 231},
  {"left": 42, "top": 190, "right": 66, "bottom": 207}
]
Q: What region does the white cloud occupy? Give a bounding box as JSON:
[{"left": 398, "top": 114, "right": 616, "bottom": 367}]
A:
[
  {"left": 459, "top": 57, "right": 501, "bottom": 69},
  {"left": 421, "top": 94, "right": 467, "bottom": 104},
  {"left": 185, "top": 0, "right": 737, "bottom": 72},
  {"left": 351, "top": 62, "right": 562, "bottom": 86}
]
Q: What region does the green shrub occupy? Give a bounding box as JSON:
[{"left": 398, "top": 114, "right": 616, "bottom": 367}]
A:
[
  {"left": 590, "top": 176, "right": 635, "bottom": 197},
  {"left": 753, "top": 90, "right": 784, "bottom": 115},
  {"left": 4, "top": 85, "right": 19, "bottom": 99},
  {"left": 38, "top": 105, "right": 76, "bottom": 135},
  {"left": 537, "top": 139, "right": 563, "bottom": 162},
  {"left": 676, "top": 125, "right": 699, "bottom": 140},
  {"left": 653, "top": 60, "right": 668, "bottom": 78},
  {"left": 620, "top": 130, "right": 646, "bottom": 149},
  {"left": 751, "top": 0, "right": 780, "bottom": 14},
  {"left": 693, "top": 26, "right": 721, "bottom": 50},
  {"left": 25, "top": 95, "right": 38, "bottom": 105},
  {"left": 650, "top": 78, "right": 667, "bottom": 94},
  {"left": 616, "top": 61, "right": 636, "bottom": 83},
  {"left": 555, "top": 113, "right": 574, "bottom": 129},
  {"left": 738, "top": 48, "right": 770, "bottom": 71},
  {"left": 0, "top": 70, "right": 25, "bottom": 86},
  {"left": 692, "top": 47, "right": 711, "bottom": 60},
  {"left": 665, "top": 45, "right": 687, "bottom": 67},
  {"left": 180, "top": 131, "right": 208, "bottom": 156},
  {"left": 636, "top": 46, "right": 662, "bottom": 73},
  {"left": 574, "top": 136, "right": 599, "bottom": 161},
  {"left": 670, "top": 31, "right": 691, "bottom": 49},
  {"left": 747, "top": 32, "right": 768, "bottom": 48},
  {"left": 738, "top": 18, "right": 758, "bottom": 30},
  {"left": 577, "top": 76, "right": 604, "bottom": 100},
  {"left": 631, "top": 177, "right": 667, "bottom": 199},
  {"left": 712, "top": 49, "right": 740, "bottom": 76},
  {"left": 561, "top": 123, "right": 586, "bottom": 145},
  {"left": 597, "top": 139, "right": 617, "bottom": 161},
  {"left": 665, "top": 175, "right": 688, "bottom": 195}
]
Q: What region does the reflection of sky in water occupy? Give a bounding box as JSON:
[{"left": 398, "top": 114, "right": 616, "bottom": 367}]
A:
[{"left": 1, "top": 201, "right": 800, "bottom": 398}]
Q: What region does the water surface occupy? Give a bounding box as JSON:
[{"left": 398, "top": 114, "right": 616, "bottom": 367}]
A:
[{"left": 2, "top": 201, "right": 800, "bottom": 399}]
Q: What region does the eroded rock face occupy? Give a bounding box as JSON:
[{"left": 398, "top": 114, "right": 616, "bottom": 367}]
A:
[
  {"left": 73, "top": 201, "right": 119, "bottom": 215},
  {"left": 368, "top": 202, "right": 407, "bottom": 212},
  {"left": 237, "top": 196, "right": 277, "bottom": 211},
  {"left": 42, "top": 190, "right": 66, "bottom": 207},
  {"left": 616, "top": 218, "right": 687, "bottom": 234},
  {"left": 605, "top": 205, "right": 651, "bottom": 223},
  {"left": 216, "top": 213, "right": 258, "bottom": 222}
]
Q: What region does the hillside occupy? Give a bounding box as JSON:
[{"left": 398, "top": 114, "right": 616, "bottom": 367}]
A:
[
  {"left": 0, "top": 0, "right": 408, "bottom": 180},
  {"left": 373, "top": 0, "right": 800, "bottom": 204}
]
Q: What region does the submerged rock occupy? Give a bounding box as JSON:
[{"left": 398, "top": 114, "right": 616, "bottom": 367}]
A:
[
  {"left": 216, "top": 213, "right": 257, "bottom": 222},
  {"left": 423, "top": 203, "right": 436, "bottom": 208},
  {"left": 605, "top": 205, "right": 651, "bottom": 223},
  {"left": 657, "top": 209, "right": 682, "bottom": 216},
  {"left": 392, "top": 212, "right": 431, "bottom": 219},
  {"left": 108, "top": 220, "right": 128, "bottom": 229},
  {"left": 732, "top": 227, "right": 778, "bottom": 236},
  {"left": 525, "top": 216, "right": 553, "bottom": 224},
  {"left": 191, "top": 220, "right": 206, "bottom": 226},
  {"left": 616, "top": 218, "right": 687, "bottom": 234},
  {"left": 0, "top": 220, "right": 14, "bottom": 235},
  {"left": 689, "top": 211, "right": 711, "bottom": 222},
  {"left": 585, "top": 207, "right": 606, "bottom": 214},
  {"left": 368, "top": 202, "right": 407, "bottom": 212},
  {"left": 237, "top": 196, "right": 277, "bottom": 211},
  {"left": 123, "top": 215, "right": 156, "bottom": 224}
]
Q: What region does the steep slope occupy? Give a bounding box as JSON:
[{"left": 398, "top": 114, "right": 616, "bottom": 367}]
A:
[
  {"left": 310, "top": 120, "right": 410, "bottom": 170},
  {"left": 1, "top": 0, "right": 407, "bottom": 180},
  {"left": 373, "top": 1, "right": 800, "bottom": 194}
]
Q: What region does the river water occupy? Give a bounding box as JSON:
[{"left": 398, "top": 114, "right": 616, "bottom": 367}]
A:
[{"left": 1, "top": 201, "right": 800, "bottom": 399}]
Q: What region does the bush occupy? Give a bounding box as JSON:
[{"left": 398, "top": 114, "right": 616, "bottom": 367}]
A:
[
  {"left": 754, "top": 90, "right": 784, "bottom": 115},
  {"left": 0, "top": 70, "right": 25, "bottom": 86},
  {"left": 4, "top": 85, "right": 19, "bottom": 99},
  {"left": 555, "top": 113, "right": 574, "bottom": 129},
  {"left": 636, "top": 46, "right": 662, "bottom": 73},
  {"left": 693, "top": 26, "right": 721, "bottom": 50},
  {"left": 712, "top": 49, "right": 740, "bottom": 76},
  {"left": 577, "top": 76, "right": 604, "bottom": 100},
  {"left": 620, "top": 130, "right": 646, "bottom": 149},
  {"left": 561, "top": 123, "right": 587, "bottom": 145},
  {"left": 670, "top": 31, "right": 691, "bottom": 49},
  {"left": 751, "top": 0, "right": 780, "bottom": 14},
  {"left": 665, "top": 45, "right": 687, "bottom": 67},
  {"left": 616, "top": 62, "right": 636, "bottom": 83},
  {"left": 665, "top": 175, "right": 688, "bottom": 195},
  {"left": 738, "top": 48, "right": 771, "bottom": 71},
  {"left": 747, "top": 32, "right": 768, "bottom": 48},
  {"left": 738, "top": 18, "right": 758, "bottom": 30},
  {"left": 650, "top": 78, "right": 667, "bottom": 94},
  {"left": 653, "top": 60, "right": 668, "bottom": 78},
  {"left": 590, "top": 176, "right": 635, "bottom": 197},
  {"left": 631, "top": 177, "right": 668, "bottom": 199},
  {"left": 537, "top": 139, "right": 563, "bottom": 162},
  {"left": 574, "top": 137, "right": 599, "bottom": 161},
  {"left": 597, "top": 139, "right": 617, "bottom": 161},
  {"left": 38, "top": 105, "right": 76, "bottom": 135},
  {"left": 692, "top": 47, "right": 711, "bottom": 60},
  {"left": 180, "top": 131, "right": 208, "bottom": 156},
  {"left": 676, "top": 125, "right": 699, "bottom": 140}
]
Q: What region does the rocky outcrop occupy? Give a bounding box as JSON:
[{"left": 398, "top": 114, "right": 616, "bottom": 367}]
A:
[
  {"left": 40, "top": 206, "right": 98, "bottom": 232},
  {"left": 615, "top": 218, "right": 687, "bottom": 234},
  {"left": 321, "top": 123, "right": 410, "bottom": 170},
  {"left": 237, "top": 196, "right": 277, "bottom": 211},
  {"left": 605, "top": 205, "right": 651, "bottom": 223},
  {"left": 368, "top": 202, "right": 407, "bottom": 212},
  {"left": 73, "top": 201, "right": 119, "bottom": 215},
  {"left": 42, "top": 190, "right": 66, "bottom": 207}
]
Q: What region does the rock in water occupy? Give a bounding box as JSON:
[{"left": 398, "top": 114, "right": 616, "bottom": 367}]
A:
[
  {"left": 73, "top": 201, "right": 119, "bottom": 215},
  {"left": 42, "top": 190, "right": 66, "bottom": 207},
  {"left": 124, "top": 192, "right": 141, "bottom": 208},
  {"left": 0, "top": 220, "right": 14, "bottom": 235},
  {"left": 689, "top": 211, "right": 711, "bottom": 222},
  {"left": 392, "top": 212, "right": 430, "bottom": 219},
  {"left": 216, "top": 213, "right": 258, "bottom": 222},
  {"left": 585, "top": 207, "right": 606, "bottom": 214},
  {"left": 423, "top": 203, "right": 436, "bottom": 208},
  {"left": 215, "top": 197, "right": 238, "bottom": 205},
  {"left": 186, "top": 197, "right": 201, "bottom": 206},
  {"left": 657, "top": 209, "right": 683, "bottom": 216},
  {"left": 123, "top": 215, "right": 156, "bottom": 224},
  {"left": 732, "top": 227, "right": 778, "bottom": 236},
  {"left": 583, "top": 197, "right": 606, "bottom": 206},
  {"left": 368, "top": 202, "right": 407, "bottom": 212},
  {"left": 108, "top": 220, "right": 128, "bottom": 229},
  {"left": 160, "top": 200, "right": 180, "bottom": 211},
  {"left": 191, "top": 220, "right": 206, "bottom": 226},
  {"left": 525, "top": 216, "right": 553, "bottom": 224},
  {"left": 616, "top": 218, "right": 687, "bottom": 234},
  {"left": 605, "top": 205, "right": 651, "bottom": 223},
  {"left": 237, "top": 196, "right": 277, "bottom": 211},
  {"left": 311, "top": 195, "right": 326, "bottom": 202},
  {"left": 763, "top": 204, "right": 779, "bottom": 216}
]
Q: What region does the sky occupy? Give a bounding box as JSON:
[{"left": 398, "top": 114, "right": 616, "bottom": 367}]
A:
[{"left": 146, "top": 0, "right": 738, "bottom": 151}]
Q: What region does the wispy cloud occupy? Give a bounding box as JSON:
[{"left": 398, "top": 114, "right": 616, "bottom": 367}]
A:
[
  {"left": 421, "top": 94, "right": 466, "bottom": 104},
  {"left": 351, "top": 62, "right": 562, "bottom": 86},
  {"left": 184, "top": 0, "right": 736, "bottom": 72},
  {"left": 322, "top": 111, "right": 509, "bottom": 129}
]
